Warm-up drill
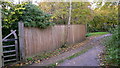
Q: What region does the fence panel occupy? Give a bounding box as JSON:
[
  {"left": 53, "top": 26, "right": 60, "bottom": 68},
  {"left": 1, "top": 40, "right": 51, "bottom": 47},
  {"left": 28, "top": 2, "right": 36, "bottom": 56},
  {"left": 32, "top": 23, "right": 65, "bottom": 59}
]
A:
[{"left": 23, "top": 25, "right": 86, "bottom": 57}]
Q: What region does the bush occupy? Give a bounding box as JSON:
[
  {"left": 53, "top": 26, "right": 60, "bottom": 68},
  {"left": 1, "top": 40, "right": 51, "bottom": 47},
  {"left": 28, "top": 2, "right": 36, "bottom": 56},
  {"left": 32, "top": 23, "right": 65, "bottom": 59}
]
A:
[
  {"left": 1, "top": 2, "right": 54, "bottom": 30},
  {"left": 104, "top": 27, "right": 119, "bottom": 66},
  {"left": 22, "top": 3, "right": 55, "bottom": 29},
  {"left": 1, "top": 1, "right": 55, "bottom": 37}
]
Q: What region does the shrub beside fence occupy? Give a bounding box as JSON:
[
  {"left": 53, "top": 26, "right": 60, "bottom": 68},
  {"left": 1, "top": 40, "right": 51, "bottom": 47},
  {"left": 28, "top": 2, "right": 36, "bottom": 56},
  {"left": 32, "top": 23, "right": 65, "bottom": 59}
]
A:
[{"left": 19, "top": 24, "right": 86, "bottom": 58}]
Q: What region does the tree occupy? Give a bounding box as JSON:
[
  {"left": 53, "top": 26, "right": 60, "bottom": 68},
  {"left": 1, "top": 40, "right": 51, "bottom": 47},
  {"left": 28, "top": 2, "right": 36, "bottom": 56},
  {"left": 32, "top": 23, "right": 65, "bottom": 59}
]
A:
[
  {"left": 21, "top": 3, "right": 54, "bottom": 29},
  {"left": 88, "top": 2, "right": 118, "bottom": 32},
  {"left": 38, "top": 2, "right": 94, "bottom": 25}
]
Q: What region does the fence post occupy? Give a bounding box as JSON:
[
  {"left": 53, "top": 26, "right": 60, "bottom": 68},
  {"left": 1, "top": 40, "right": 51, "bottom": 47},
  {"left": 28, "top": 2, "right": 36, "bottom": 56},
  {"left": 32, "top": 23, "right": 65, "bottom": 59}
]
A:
[
  {"left": 0, "top": 5, "right": 3, "bottom": 67},
  {"left": 18, "top": 21, "right": 25, "bottom": 60}
]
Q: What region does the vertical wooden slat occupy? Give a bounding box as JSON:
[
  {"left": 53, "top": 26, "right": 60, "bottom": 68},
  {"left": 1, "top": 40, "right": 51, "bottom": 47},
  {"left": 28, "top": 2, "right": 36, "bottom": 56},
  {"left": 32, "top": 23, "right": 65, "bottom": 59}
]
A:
[
  {"left": 18, "top": 22, "right": 25, "bottom": 59},
  {"left": 24, "top": 25, "right": 86, "bottom": 57},
  {"left": 24, "top": 28, "right": 28, "bottom": 57}
]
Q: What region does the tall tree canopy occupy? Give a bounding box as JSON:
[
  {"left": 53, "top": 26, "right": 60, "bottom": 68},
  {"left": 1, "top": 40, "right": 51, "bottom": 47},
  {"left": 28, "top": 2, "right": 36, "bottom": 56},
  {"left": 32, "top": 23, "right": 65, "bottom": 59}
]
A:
[
  {"left": 88, "top": 2, "right": 118, "bottom": 32},
  {"left": 38, "top": 2, "right": 94, "bottom": 25}
]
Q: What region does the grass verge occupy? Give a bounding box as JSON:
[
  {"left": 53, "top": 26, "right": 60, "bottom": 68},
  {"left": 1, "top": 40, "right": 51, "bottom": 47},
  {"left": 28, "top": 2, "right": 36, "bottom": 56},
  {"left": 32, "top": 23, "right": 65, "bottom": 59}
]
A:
[{"left": 86, "top": 32, "right": 109, "bottom": 37}]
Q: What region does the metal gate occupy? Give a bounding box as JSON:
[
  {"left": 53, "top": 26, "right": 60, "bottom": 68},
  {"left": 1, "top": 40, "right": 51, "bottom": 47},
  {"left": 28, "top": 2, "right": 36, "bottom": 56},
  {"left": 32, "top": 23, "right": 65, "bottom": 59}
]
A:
[{"left": 2, "top": 30, "right": 19, "bottom": 65}]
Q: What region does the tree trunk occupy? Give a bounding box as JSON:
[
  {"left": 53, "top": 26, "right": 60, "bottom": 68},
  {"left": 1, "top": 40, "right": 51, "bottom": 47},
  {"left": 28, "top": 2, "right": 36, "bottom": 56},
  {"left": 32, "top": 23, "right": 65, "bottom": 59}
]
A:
[{"left": 65, "top": 0, "right": 72, "bottom": 44}]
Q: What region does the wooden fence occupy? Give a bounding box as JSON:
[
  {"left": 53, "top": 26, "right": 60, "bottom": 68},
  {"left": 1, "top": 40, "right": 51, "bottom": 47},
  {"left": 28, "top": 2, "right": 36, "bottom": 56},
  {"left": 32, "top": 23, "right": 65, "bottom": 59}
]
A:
[{"left": 19, "top": 23, "right": 86, "bottom": 58}]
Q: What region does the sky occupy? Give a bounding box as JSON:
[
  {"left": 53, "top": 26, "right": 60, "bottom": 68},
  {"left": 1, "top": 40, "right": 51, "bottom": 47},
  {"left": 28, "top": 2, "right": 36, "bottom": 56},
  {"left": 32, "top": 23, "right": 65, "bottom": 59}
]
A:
[{"left": 2, "top": 0, "right": 119, "bottom": 10}]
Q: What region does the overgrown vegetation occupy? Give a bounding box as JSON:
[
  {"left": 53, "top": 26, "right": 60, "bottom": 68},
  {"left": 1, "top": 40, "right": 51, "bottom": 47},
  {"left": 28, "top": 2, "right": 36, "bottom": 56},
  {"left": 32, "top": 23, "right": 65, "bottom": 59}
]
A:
[
  {"left": 22, "top": 3, "right": 54, "bottom": 28},
  {"left": 103, "top": 27, "right": 119, "bottom": 66},
  {"left": 0, "top": 1, "right": 54, "bottom": 37},
  {"left": 87, "top": 2, "right": 118, "bottom": 32},
  {"left": 39, "top": 2, "right": 93, "bottom": 25},
  {"left": 0, "top": 1, "right": 26, "bottom": 37}
]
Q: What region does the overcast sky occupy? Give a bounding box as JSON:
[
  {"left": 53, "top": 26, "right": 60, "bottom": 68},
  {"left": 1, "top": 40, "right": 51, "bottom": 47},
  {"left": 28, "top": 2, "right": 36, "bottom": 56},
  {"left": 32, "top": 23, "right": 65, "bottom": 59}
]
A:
[{"left": 3, "top": 0, "right": 119, "bottom": 10}]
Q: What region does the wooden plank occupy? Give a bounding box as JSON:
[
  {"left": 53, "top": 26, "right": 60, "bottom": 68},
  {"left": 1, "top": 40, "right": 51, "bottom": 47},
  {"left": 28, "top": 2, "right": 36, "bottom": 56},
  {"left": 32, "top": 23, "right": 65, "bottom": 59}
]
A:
[
  {"left": 4, "top": 59, "right": 16, "bottom": 63},
  {"left": 18, "top": 22, "right": 25, "bottom": 60},
  {"left": 3, "top": 39, "right": 17, "bottom": 42},
  {"left": 24, "top": 25, "right": 86, "bottom": 57},
  {"left": 3, "top": 54, "right": 16, "bottom": 58},
  {"left": 0, "top": 5, "right": 4, "bottom": 67},
  {"left": 3, "top": 45, "right": 15, "bottom": 48},
  {"left": 2, "top": 30, "right": 16, "bottom": 41},
  {"left": 3, "top": 50, "right": 16, "bottom": 53}
]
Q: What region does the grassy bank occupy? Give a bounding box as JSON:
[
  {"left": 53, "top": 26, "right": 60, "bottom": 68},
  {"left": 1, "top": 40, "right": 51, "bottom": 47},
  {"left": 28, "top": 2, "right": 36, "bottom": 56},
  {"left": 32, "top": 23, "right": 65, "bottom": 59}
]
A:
[{"left": 86, "top": 32, "right": 109, "bottom": 37}]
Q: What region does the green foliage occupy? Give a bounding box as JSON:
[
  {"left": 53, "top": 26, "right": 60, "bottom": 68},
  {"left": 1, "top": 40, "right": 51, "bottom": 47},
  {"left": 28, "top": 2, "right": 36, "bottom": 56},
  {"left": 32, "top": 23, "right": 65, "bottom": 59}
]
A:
[
  {"left": 88, "top": 2, "right": 118, "bottom": 32},
  {"left": 22, "top": 3, "right": 54, "bottom": 29},
  {"left": 0, "top": 1, "right": 54, "bottom": 37},
  {"left": 71, "top": 2, "right": 93, "bottom": 24},
  {"left": 0, "top": 1, "right": 26, "bottom": 29},
  {"left": 39, "top": 2, "right": 93, "bottom": 25},
  {"left": 27, "top": 57, "right": 33, "bottom": 61},
  {"left": 104, "top": 27, "right": 119, "bottom": 66},
  {"left": 1, "top": 1, "right": 54, "bottom": 29},
  {"left": 39, "top": 2, "right": 69, "bottom": 24},
  {"left": 0, "top": 1, "right": 27, "bottom": 37}
]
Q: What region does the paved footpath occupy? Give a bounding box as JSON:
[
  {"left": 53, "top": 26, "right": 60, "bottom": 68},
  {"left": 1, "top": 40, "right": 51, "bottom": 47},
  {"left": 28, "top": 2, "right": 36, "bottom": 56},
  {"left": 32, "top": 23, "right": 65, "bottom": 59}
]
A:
[
  {"left": 31, "top": 34, "right": 111, "bottom": 66},
  {"left": 58, "top": 44, "right": 104, "bottom": 66}
]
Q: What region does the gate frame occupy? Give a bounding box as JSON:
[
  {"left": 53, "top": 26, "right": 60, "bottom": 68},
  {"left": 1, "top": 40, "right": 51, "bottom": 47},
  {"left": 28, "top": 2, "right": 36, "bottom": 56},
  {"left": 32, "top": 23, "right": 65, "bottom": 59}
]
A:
[{"left": 0, "top": 5, "right": 3, "bottom": 67}]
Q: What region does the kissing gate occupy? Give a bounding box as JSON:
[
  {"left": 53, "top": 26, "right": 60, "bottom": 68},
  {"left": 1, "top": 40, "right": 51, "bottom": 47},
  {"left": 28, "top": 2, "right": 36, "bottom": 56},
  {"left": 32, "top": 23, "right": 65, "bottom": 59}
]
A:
[
  {"left": 2, "top": 30, "right": 19, "bottom": 65},
  {"left": 0, "top": 6, "right": 22, "bottom": 67},
  {"left": 0, "top": 22, "right": 24, "bottom": 67}
]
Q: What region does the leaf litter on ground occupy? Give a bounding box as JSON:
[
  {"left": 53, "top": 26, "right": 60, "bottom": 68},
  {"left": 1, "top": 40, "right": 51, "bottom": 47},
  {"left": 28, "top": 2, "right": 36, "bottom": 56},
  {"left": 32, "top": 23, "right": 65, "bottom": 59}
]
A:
[{"left": 8, "top": 36, "right": 98, "bottom": 66}]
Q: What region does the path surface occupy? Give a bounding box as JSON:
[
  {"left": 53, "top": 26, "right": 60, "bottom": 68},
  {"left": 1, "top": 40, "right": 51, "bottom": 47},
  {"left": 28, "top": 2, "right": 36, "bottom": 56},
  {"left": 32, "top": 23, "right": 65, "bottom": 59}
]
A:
[
  {"left": 31, "top": 34, "right": 111, "bottom": 66},
  {"left": 58, "top": 43, "right": 104, "bottom": 66}
]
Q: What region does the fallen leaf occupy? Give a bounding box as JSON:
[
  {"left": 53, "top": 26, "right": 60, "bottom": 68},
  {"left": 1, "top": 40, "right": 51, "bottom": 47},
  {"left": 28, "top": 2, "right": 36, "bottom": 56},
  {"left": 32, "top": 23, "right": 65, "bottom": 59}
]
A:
[
  {"left": 37, "top": 60, "right": 41, "bottom": 63},
  {"left": 15, "top": 64, "right": 20, "bottom": 66},
  {"left": 20, "top": 63, "right": 23, "bottom": 66}
]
